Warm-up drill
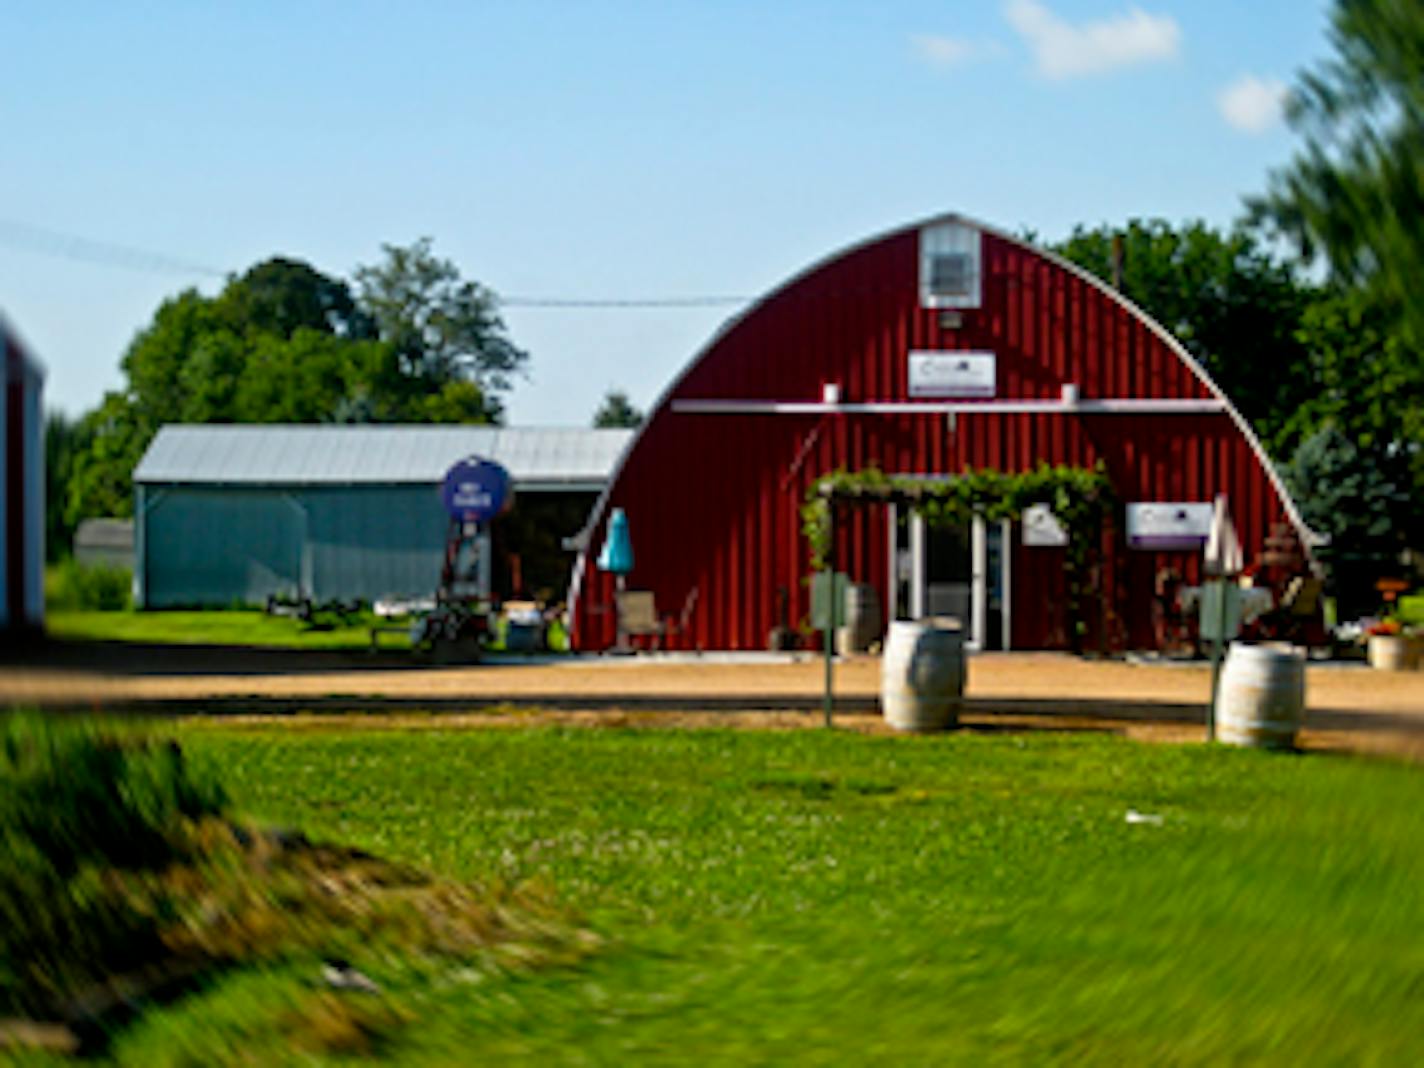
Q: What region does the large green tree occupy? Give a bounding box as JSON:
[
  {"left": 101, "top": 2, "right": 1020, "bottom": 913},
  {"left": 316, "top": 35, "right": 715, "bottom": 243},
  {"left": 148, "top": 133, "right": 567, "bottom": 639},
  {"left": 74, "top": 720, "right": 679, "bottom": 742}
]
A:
[
  {"left": 1283, "top": 424, "right": 1418, "bottom": 615},
  {"left": 1281, "top": 288, "right": 1424, "bottom": 454},
  {"left": 63, "top": 245, "right": 524, "bottom": 533},
  {"left": 211, "top": 257, "right": 375, "bottom": 341},
  {"left": 1051, "top": 220, "right": 1318, "bottom": 454},
  {"left": 1255, "top": 0, "right": 1424, "bottom": 347},
  {"left": 1251, "top": 0, "right": 1424, "bottom": 596},
  {"left": 353, "top": 237, "right": 527, "bottom": 420},
  {"left": 43, "top": 411, "right": 86, "bottom": 562},
  {"left": 64, "top": 392, "right": 151, "bottom": 525}
]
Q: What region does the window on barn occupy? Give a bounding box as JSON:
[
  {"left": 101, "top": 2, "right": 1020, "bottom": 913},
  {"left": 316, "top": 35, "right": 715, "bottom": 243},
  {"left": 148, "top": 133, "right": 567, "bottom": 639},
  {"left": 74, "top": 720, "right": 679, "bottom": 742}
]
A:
[{"left": 920, "top": 221, "right": 982, "bottom": 309}]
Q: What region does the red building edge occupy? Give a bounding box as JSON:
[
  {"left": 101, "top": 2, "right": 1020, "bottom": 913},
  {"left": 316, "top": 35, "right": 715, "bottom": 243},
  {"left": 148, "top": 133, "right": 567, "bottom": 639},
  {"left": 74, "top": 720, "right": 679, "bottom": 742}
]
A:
[
  {"left": 567, "top": 213, "right": 1318, "bottom": 653},
  {"left": 3, "top": 318, "right": 46, "bottom": 633}
]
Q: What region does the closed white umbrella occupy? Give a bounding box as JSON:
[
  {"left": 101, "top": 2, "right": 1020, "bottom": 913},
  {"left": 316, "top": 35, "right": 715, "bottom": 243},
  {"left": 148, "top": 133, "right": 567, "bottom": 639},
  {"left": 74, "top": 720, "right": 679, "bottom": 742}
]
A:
[
  {"left": 1204, "top": 494, "right": 1243, "bottom": 740},
  {"left": 1204, "top": 494, "right": 1244, "bottom": 579}
]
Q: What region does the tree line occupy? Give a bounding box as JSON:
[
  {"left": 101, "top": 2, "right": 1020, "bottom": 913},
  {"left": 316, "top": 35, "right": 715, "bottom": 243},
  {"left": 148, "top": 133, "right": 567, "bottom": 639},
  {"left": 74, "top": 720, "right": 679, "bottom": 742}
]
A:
[
  {"left": 46, "top": 239, "right": 529, "bottom": 551},
  {"left": 45, "top": 235, "right": 648, "bottom": 559},
  {"left": 1055, "top": 0, "right": 1424, "bottom": 606}
]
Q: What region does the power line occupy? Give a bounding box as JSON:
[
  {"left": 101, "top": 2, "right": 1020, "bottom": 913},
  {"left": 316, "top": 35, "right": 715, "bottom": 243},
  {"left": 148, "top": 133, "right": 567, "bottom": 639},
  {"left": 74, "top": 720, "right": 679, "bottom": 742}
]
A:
[
  {"left": 501, "top": 295, "right": 751, "bottom": 308},
  {"left": 0, "top": 217, "right": 754, "bottom": 307},
  {"left": 0, "top": 218, "right": 227, "bottom": 279}
]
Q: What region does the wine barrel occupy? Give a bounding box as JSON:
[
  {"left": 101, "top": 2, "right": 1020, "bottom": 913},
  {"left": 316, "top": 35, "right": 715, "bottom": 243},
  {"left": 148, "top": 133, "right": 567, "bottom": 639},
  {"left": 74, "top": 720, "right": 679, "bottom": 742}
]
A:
[
  {"left": 1218, "top": 642, "right": 1306, "bottom": 750},
  {"left": 880, "top": 619, "right": 964, "bottom": 732}
]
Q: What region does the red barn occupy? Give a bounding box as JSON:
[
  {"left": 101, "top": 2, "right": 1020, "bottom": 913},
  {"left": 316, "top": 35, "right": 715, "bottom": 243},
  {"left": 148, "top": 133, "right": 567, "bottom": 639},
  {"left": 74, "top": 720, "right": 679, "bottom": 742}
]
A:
[{"left": 570, "top": 213, "right": 1316, "bottom": 652}]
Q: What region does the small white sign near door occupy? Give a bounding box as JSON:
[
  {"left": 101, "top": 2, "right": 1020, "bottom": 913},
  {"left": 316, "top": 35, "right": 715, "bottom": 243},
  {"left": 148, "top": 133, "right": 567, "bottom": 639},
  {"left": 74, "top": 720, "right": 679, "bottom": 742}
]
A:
[
  {"left": 1125, "top": 502, "right": 1214, "bottom": 550},
  {"left": 908, "top": 351, "right": 996, "bottom": 398},
  {"left": 1022, "top": 504, "right": 1069, "bottom": 547}
]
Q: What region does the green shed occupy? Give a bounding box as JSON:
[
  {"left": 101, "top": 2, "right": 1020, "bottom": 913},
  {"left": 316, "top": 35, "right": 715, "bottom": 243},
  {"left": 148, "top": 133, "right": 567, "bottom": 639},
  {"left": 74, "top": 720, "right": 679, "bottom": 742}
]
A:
[{"left": 132, "top": 425, "right": 631, "bottom": 608}]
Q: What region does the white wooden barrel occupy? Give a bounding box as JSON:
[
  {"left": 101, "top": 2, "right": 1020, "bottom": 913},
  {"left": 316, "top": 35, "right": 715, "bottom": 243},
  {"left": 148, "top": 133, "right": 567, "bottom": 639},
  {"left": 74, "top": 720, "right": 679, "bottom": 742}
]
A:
[
  {"left": 1218, "top": 642, "right": 1306, "bottom": 750},
  {"left": 880, "top": 619, "right": 964, "bottom": 732}
]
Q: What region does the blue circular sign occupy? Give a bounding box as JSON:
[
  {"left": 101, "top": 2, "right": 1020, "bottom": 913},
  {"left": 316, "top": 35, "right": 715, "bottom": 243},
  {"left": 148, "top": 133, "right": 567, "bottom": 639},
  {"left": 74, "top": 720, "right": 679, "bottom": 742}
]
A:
[{"left": 441, "top": 456, "right": 512, "bottom": 522}]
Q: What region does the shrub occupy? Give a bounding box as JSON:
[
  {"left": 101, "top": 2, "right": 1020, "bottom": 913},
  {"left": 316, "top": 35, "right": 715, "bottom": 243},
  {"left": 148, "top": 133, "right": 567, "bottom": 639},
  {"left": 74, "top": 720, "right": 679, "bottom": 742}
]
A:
[
  {"left": 0, "top": 713, "right": 227, "bottom": 1017},
  {"left": 45, "top": 559, "right": 133, "bottom": 611},
  {"left": 0, "top": 714, "right": 593, "bottom": 1043}
]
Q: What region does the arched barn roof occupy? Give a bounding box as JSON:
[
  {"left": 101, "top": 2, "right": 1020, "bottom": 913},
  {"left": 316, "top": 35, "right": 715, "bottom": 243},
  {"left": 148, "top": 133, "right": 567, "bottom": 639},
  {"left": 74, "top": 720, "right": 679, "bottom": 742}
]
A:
[{"left": 570, "top": 212, "right": 1317, "bottom": 652}]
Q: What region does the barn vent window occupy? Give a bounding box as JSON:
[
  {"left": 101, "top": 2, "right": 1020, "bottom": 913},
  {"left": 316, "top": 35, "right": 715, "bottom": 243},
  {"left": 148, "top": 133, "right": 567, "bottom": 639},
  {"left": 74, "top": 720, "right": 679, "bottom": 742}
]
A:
[
  {"left": 920, "top": 221, "right": 982, "bottom": 309},
  {"left": 929, "top": 253, "right": 972, "bottom": 297}
]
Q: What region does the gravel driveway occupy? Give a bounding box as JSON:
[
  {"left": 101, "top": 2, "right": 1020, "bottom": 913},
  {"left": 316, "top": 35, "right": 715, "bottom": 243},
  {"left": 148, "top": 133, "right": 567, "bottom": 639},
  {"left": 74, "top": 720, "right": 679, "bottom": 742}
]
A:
[{"left": 5, "top": 641, "right": 1423, "bottom": 761}]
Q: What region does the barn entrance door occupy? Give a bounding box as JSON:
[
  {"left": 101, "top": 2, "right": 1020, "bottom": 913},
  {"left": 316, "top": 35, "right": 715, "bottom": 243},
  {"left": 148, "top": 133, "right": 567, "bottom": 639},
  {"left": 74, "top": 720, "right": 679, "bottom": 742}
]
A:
[{"left": 888, "top": 507, "right": 1010, "bottom": 652}]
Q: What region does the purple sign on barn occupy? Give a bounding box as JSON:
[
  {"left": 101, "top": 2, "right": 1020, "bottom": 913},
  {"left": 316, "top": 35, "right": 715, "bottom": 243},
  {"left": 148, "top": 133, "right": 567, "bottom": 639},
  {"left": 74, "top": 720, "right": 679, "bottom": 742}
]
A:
[{"left": 441, "top": 457, "right": 512, "bottom": 523}]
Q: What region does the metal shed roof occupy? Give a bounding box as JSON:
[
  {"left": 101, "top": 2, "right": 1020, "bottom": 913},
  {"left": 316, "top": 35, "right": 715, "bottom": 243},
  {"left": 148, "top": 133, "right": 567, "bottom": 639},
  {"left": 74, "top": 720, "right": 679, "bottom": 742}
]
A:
[{"left": 134, "top": 425, "right": 634, "bottom": 490}]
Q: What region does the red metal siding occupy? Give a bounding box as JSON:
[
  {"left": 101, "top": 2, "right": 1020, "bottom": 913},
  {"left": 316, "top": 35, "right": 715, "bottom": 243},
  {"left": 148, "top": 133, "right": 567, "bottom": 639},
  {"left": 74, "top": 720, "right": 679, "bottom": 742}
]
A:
[{"left": 573, "top": 221, "right": 1299, "bottom": 652}]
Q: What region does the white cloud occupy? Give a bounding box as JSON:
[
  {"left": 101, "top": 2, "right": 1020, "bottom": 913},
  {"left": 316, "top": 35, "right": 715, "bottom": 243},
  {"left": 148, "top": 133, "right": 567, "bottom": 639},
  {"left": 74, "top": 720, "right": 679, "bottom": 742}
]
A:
[
  {"left": 1004, "top": 0, "right": 1179, "bottom": 79},
  {"left": 1217, "top": 74, "right": 1288, "bottom": 133},
  {"left": 912, "top": 33, "right": 974, "bottom": 68}
]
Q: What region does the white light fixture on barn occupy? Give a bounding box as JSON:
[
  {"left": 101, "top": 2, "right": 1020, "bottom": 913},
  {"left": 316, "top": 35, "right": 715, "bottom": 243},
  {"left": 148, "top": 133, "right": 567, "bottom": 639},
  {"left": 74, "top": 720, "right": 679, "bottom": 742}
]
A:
[{"left": 822, "top": 382, "right": 841, "bottom": 405}]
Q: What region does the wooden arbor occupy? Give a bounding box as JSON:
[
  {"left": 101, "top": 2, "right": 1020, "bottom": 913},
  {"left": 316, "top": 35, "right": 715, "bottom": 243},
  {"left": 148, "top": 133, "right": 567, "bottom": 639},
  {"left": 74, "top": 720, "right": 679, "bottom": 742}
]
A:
[{"left": 806, "top": 466, "right": 1115, "bottom": 726}]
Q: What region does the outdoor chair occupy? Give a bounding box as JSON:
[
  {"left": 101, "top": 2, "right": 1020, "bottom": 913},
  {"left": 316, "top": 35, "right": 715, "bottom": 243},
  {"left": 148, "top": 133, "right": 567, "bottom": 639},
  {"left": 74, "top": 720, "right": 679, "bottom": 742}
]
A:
[
  {"left": 1281, "top": 575, "right": 1321, "bottom": 618},
  {"left": 1254, "top": 574, "right": 1324, "bottom": 645},
  {"left": 615, "top": 588, "right": 700, "bottom": 652}
]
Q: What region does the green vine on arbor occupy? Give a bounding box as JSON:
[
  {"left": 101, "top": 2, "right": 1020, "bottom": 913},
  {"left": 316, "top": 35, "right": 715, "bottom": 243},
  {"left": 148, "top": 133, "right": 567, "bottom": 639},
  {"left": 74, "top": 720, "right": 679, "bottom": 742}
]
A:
[{"left": 801, "top": 463, "right": 1117, "bottom": 650}]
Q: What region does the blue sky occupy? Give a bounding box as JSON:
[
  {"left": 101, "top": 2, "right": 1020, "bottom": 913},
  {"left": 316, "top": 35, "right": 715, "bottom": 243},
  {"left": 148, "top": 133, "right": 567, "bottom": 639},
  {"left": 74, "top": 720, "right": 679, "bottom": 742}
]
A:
[{"left": 0, "top": 1, "right": 1332, "bottom": 425}]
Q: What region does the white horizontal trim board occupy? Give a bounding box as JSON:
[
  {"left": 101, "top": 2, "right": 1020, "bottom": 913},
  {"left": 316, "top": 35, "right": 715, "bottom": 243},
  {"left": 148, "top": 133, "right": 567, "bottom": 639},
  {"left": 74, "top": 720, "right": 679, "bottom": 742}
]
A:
[{"left": 670, "top": 398, "right": 1227, "bottom": 416}]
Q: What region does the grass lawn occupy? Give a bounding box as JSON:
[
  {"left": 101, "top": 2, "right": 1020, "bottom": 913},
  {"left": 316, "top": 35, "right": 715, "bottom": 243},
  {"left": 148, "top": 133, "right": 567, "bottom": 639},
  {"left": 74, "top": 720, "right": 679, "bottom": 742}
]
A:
[
  {"left": 43, "top": 609, "right": 412, "bottom": 651},
  {"left": 43, "top": 610, "right": 568, "bottom": 653},
  {"left": 85, "top": 721, "right": 1421, "bottom": 1065}
]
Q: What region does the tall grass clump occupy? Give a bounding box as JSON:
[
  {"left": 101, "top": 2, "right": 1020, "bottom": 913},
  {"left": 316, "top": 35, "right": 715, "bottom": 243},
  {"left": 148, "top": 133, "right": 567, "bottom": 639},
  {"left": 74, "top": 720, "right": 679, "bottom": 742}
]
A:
[
  {"left": 0, "top": 713, "right": 226, "bottom": 1019},
  {"left": 0, "top": 715, "right": 597, "bottom": 1056}
]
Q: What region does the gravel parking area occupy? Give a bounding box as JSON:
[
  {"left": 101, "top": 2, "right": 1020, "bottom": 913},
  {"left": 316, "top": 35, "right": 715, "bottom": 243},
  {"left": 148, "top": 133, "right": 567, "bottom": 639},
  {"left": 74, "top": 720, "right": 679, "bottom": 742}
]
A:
[{"left": 5, "top": 641, "right": 1423, "bottom": 760}]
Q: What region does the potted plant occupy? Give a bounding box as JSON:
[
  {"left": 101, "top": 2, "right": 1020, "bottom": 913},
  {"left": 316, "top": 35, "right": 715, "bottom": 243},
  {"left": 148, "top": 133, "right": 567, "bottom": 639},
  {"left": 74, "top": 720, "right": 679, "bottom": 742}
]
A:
[
  {"left": 1365, "top": 618, "right": 1414, "bottom": 670},
  {"left": 1409, "top": 624, "right": 1424, "bottom": 670}
]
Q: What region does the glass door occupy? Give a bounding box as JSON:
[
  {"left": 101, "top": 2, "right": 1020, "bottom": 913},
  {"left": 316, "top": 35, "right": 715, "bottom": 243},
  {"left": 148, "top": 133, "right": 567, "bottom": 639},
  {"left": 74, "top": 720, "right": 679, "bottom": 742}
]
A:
[
  {"left": 888, "top": 506, "right": 1011, "bottom": 651},
  {"left": 923, "top": 518, "right": 971, "bottom": 627}
]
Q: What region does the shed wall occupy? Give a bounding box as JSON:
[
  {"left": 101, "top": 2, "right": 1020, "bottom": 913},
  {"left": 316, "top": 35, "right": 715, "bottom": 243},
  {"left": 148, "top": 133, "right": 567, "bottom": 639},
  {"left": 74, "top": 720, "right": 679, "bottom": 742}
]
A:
[
  {"left": 141, "top": 484, "right": 447, "bottom": 607},
  {"left": 304, "top": 486, "right": 449, "bottom": 602}
]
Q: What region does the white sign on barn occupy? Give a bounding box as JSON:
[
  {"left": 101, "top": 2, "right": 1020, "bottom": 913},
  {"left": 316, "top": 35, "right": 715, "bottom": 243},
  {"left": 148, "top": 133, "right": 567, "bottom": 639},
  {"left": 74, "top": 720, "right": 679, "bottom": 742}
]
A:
[
  {"left": 1125, "top": 502, "right": 1214, "bottom": 550},
  {"left": 1022, "top": 504, "right": 1069, "bottom": 547},
  {"left": 908, "top": 351, "right": 996, "bottom": 398}
]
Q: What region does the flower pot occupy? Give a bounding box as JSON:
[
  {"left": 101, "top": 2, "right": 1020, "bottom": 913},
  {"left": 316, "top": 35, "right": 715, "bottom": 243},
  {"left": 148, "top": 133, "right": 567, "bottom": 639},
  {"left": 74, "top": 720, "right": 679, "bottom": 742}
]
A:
[{"left": 1368, "top": 633, "right": 1413, "bottom": 671}]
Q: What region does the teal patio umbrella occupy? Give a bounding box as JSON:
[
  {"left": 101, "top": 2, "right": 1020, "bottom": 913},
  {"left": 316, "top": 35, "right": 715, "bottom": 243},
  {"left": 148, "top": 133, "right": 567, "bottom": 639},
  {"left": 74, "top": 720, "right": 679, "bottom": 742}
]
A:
[
  {"left": 598, "top": 508, "right": 636, "bottom": 652},
  {"left": 597, "top": 507, "right": 635, "bottom": 579}
]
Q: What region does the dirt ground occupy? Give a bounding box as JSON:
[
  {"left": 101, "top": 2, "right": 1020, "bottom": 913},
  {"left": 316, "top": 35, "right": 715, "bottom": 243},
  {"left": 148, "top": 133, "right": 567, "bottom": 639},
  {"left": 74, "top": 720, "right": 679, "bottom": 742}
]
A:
[{"left": 5, "top": 640, "right": 1424, "bottom": 761}]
